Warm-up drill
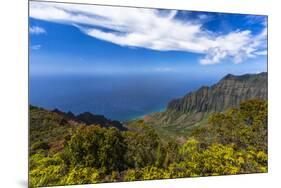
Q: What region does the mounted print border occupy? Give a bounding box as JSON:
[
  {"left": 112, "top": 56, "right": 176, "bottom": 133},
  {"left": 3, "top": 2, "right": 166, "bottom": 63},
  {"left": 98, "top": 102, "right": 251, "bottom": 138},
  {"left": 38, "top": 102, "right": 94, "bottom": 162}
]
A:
[{"left": 28, "top": 0, "right": 268, "bottom": 187}]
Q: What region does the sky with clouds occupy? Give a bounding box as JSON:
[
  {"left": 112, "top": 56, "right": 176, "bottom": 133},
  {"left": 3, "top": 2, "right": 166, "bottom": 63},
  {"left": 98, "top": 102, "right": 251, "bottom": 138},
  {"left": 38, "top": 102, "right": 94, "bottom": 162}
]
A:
[{"left": 29, "top": 1, "right": 267, "bottom": 76}]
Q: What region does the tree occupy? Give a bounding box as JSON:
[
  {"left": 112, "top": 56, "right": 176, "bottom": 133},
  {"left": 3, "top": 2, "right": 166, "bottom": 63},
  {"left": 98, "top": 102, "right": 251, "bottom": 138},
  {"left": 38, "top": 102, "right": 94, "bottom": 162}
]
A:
[
  {"left": 64, "top": 125, "right": 127, "bottom": 172},
  {"left": 123, "top": 121, "right": 162, "bottom": 168},
  {"left": 192, "top": 99, "right": 267, "bottom": 151}
]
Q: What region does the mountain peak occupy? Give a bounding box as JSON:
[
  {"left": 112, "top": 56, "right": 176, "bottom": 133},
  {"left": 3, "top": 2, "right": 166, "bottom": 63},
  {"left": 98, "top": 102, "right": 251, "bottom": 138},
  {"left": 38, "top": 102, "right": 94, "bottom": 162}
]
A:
[
  {"left": 167, "top": 72, "right": 267, "bottom": 113},
  {"left": 222, "top": 72, "right": 267, "bottom": 81},
  {"left": 223, "top": 73, "right": 235, "bottom": 79}
]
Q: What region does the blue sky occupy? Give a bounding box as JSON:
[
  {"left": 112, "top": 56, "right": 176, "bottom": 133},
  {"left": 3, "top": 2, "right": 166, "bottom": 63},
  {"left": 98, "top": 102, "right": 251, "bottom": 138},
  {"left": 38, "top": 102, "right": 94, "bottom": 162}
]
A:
[{"left": 29, "top": 1, "right": 267, "bottom": 77}]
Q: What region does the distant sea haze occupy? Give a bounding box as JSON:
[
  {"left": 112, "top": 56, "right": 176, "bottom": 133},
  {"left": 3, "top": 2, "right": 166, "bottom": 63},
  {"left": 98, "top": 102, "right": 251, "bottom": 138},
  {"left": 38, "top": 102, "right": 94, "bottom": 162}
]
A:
[{"left": 29, "top": 73, "right": 219, "bottom": 121}]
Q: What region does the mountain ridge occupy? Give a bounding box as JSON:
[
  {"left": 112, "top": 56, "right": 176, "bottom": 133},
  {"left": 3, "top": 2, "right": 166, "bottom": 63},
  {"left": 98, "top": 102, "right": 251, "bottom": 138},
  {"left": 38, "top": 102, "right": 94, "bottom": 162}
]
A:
[
  {"left": 30, "top": 105, "right": 127, "bottom": 131},
  {"left": 167, "top": 72, "right": 267, "bottom": 113},
  {"left": 144, "top": 72, "right": 267, "bottom": 136}
]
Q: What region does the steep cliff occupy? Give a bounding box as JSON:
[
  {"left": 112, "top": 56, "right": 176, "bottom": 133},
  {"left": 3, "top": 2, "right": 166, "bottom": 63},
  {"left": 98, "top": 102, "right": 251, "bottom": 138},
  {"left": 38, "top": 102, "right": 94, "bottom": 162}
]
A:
[
  {"left": 145, "top": 72, "right": 267, "bottom": 135},
  {"left": 168, "top": 72, "right": 267, "bottom": 113}
]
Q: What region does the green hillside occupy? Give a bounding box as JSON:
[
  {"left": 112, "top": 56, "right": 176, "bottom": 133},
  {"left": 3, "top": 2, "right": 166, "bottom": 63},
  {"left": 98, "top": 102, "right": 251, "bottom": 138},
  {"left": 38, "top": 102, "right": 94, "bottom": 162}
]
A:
[
  {"left": 145, "top": 72, "right": 267, "bottom": 139},
  {"left": 29, "top": 99, "right": 267, "bottom": 187}
]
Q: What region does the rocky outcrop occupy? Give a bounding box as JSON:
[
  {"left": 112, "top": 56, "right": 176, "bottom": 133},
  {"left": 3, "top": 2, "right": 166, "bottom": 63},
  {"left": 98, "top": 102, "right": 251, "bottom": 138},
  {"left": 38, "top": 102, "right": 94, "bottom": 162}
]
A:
[{"left": 51, "top": 108, "right": 127, "bottom": 131}]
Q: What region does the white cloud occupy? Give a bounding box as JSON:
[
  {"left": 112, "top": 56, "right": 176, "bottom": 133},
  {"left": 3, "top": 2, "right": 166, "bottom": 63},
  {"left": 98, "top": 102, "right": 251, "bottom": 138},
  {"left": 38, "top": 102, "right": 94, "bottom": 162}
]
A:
[
  {"left": 29, "top": 26, "right": 46, "bottom": 34},
  {"left": 31, "top": 44, "right": 41, "bottom": 50},
  {"left": 29, "top": 1, "right": 267, "bottom": 64},
  {"left": 254, "top": 50, "right": 267, "bottom": 56},
  {"left": 200, "top": 29, "right": 267, "bottom": 64}
]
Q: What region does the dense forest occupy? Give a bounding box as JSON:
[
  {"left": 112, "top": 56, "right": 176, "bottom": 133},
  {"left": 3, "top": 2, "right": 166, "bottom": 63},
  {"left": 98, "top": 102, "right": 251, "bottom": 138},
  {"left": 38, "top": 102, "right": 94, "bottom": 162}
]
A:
[{"left": 29, "top": 99, "right": 267, "bottom": 187}]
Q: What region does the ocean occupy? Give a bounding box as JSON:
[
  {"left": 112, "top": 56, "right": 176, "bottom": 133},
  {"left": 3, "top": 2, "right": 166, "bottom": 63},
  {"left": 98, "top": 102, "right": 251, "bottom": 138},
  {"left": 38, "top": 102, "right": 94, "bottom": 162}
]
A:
[{"left": 29, "top": 73, "right": 218, "bottom": 121}]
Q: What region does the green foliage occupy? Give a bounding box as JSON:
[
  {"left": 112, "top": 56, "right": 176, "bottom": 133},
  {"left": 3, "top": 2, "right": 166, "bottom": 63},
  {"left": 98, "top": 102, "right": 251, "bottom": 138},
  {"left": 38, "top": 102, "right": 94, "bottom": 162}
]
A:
[
  {"left": 64, "top": 125, "right": 127, "bottom": 171},
  {"left": 141, "top": 166, "right": 167, "bottom": 180},
  {"left": 29, "top": 106, "right": 73, "bottom": 155},
  {"left": 29, "top": 154, "right": 68, "bottom": 187},
  {"left": 123, "top": 169, "right": 140, "bottom": 181},
  {"left": 62, "top": 167, "right": 102, "bottom": 185},
  {"left": 163, "top": 139, "right": 267, "bottom": 179},
  {"left": 30, "top": 140, "right": 50, "bottom": 155},
  {"left": 29, "top": 100, "right": 267, "bottom": 187},
  {"left": 192, "top": 99, "right": 267, "bottom": 151},
  {"left": 123, "top": 122, "right": 163, "bottom": 168}
]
